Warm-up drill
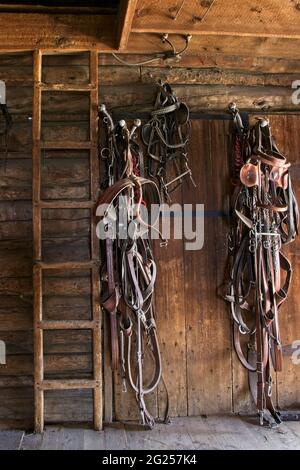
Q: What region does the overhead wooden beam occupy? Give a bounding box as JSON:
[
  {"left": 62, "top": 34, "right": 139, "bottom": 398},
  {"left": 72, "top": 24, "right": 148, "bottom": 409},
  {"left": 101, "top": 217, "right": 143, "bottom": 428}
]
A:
[
  {"left": 0, "top": 10, "right": 300, "bottom": 62},
  {"left": 0, "top": 13, "right": 116, "bottom": 51},
  {"left": 0, "top": 4, "right": 116, "bottom": 14},
  {"left": 117, "top": 0, "right": 138, "bottom": 50},
  {"left": 132, "top": 0, "right": 300, "bottom": 39},
  {"left": 126, "top": 33, "right": 300, "bottom": 60}
]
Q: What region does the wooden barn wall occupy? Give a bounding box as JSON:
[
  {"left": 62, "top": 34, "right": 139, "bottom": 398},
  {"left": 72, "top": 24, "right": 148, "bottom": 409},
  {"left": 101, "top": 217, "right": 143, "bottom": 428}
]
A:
[{"left": 0, "top": 52, "right": 299, "bottom": 428}]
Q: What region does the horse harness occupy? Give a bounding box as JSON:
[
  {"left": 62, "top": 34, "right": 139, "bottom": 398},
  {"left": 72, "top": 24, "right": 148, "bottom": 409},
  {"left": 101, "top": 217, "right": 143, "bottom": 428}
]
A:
[
  {"left": 96, "top": 105, "right": 169, "bottom": 428},
  {"left": 225, "top": 104, "right": 299, "bottom": 426}
]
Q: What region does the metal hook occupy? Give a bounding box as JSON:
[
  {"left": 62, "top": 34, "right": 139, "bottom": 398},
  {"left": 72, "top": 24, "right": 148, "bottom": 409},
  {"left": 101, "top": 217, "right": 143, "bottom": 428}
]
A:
[{"left": 161, "top": 33, "right": 192, "bottom": 59}]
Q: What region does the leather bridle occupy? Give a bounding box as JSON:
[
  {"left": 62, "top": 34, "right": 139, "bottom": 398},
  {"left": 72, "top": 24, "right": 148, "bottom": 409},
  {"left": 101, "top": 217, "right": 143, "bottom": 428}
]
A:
[
  {"left": 142, "top": 81, "right": 195, "bottom": 201},
  {"left": 225, "top": 104, "right": 299, "bottom": 426},
  {"left": 96, "top": 105, "right": 169, "bottom": 428}
]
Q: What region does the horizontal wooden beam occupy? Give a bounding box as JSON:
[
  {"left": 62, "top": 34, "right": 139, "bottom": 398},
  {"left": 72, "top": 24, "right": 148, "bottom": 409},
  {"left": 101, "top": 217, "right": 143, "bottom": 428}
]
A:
[
  {"left": 126, "top": 33, "right": 300, "bottom": 60},
  {"left": 40, "top": 141, "right": 93, "bottom": 150},
  {"left": 0, "top": 5, "right": 116, "bottom": 15},
  {"left": 132, "top": 0, "right": 300, "bottom": 39},
  {"left": 40, "top": 379, "right": 97, "bottom": 390},
  {"left": 38, "top": 320, "right": 99, "bottom": 330},
  {"left": 37, "top": 200, "right": 94, "bottom": 209},
  {"left": 40, "top": 83, "right": 95, "bottom": 92},
  {"left": 37, "top": 261, "right": 96, "bottom": 270},
  {"left": 0, "top": 12, "right": 299, "bottom": 64},
  {"left": 99, "top": 53, "right": 300, "bottom": 74},
  {"left": 0, "top": 13, "right": 116, "bottom": 51}
]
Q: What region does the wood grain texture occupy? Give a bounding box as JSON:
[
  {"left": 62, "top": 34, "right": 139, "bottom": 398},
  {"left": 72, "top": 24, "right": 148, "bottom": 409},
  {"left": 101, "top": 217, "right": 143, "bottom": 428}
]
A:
[
  {"left": 268, "top": 115, "right": 300, "bottom": 410},
  {"left": 0, "top": 13, "right": 115, "bottom": 51},
  {"left": 117, "top": 0, "right": 139, "bottom": 50},
  {"left": 1, "top": 51, "right": 300, "bottom": 429},
  {"left": 184, "top": 120, "right": 232, "bottom": 414},
  {"left": 133, "top": 0, "right": 300, "bottom": 38}
]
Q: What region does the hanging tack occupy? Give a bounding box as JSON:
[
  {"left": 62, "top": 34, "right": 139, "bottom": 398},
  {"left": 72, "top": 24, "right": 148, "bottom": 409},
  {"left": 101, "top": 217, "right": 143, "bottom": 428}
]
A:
[
  {"left": 229, "top": 102, "right": 237, "bottom": 111},
  {"left": 130, "top": 119, "right": 141, "bottom": 139},
  {"left": 259, "top": 117, "right": 269, "bottom": 128}
]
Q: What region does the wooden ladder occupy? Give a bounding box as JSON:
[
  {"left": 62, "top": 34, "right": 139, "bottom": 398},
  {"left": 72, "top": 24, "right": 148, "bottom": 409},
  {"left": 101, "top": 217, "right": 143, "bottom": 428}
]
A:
[{"left": 32, "top": 50, "right": 101, "bottom": 432}]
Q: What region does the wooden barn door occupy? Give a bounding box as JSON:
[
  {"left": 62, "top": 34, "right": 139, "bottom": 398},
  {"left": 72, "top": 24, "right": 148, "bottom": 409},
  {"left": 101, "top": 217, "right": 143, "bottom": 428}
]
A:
[{"left": 32, "top": 50, "right": 101, "bottom": 432}]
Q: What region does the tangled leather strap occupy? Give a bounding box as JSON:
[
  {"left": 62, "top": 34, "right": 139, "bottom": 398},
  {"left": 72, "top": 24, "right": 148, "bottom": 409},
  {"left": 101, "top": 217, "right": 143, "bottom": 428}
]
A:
[
  {"left": 96, "top": 105, "right": 169, "bottom": 428},
  {"left": 142, "top": 81, "right": 195, "bottom": 201},
  {"left": 225, "top": 104, "right": 299, "bottom": 426}
]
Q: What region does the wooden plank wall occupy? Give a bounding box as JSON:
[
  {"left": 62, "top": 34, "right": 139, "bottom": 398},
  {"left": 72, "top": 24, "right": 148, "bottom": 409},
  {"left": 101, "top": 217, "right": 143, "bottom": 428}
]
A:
[{"left": 0, "top": 51, "right": 299, "bottom": 428}]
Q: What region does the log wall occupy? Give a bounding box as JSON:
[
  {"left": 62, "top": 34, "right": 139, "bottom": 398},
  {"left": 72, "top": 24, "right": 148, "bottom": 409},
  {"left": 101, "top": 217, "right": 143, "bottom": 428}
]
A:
[{"left": 0, "top": 51, "right": 299, "bottom": 428}]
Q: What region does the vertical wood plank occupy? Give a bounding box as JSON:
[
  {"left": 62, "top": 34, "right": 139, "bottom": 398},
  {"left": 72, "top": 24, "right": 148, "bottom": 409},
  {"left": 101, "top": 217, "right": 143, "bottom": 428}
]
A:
[
  {"left": 270, "top": 115, "right": 300, "bottom": 409},
  {"left": 33, "top": 264, "right": 44, "bottom": 432},
  {"left": 89, "top": 51, "right": 102, "bottom": 430},
  {"left": 32, "top": 50, "right": 44, "bottom": 432},
  {"left": 32, "top": 50, "right": 42, "bottom": 261},
  {"left": 184, "top": 120, "right": 232, "bottom": 415},
  {"left": 154, "top": 167, "right": 187, "bottom": 419}
]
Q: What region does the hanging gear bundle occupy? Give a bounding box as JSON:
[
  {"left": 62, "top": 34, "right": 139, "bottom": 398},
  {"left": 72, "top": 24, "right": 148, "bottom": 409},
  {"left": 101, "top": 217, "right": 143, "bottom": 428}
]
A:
[
  {"left": 142, "top": 81, "right": 195, "bottom": 201},
  {"left": 225, "top": 103, "right": 299, "bottom": 426},
  {"left": 96, "top": 105, "right": 169, "bottom": 429}
]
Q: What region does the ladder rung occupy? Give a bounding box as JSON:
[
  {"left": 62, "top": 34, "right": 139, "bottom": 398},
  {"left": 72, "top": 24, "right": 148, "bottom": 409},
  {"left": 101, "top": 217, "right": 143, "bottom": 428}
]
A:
[
  {"left": 40, "top": 379, "right": 97, "bottom": 391},
  {"left": 38, "top": 320, "right": 99, "bottom": 330},
  {"left": 36, "top": 200, "right": 94, "bottom": 209},
  {"left": 40, "top": 141, "right": 93, "bottom": 150},
  {"left": 40, "top": 83, "right": 95, "bottom": 92},
  {"left": 36, "top": 261, "right": 96, "bottom": 270}
]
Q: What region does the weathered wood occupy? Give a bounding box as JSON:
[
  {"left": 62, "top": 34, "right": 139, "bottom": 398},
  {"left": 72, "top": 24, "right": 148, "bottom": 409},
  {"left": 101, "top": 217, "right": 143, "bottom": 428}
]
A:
[
  {"left": 42, "top": 65, "right": 89, "bottom": 85},
  {"left": 44, "top": 390, "right": 93, "bottom": 423},
  {"left": 270, "top": 116, "right": 300, "bottom": 411},
  {"left": 0, "top": 13, "right": 115, "bottom": 51},
  {"left": 0, "top": 430, "right": 24, "bottom": 450},
  {"left": 41, "top": 123, "right": 90, "bottom": 143},
  {"left": 42, "top": 237, "right": 91, "bottom": 263},
  {"left": 40, "top": 141, "right": 92, "bottom": 150},
  {"left": 41, "top": 379, "right": 95, "bottom": 390},
  {"left": 154, "top": 159, "right": 187, "bottom": 419},
  {"left": 184, "top": 120, "right": 232, "bottom": 415},
  {"left": 40, "top": 320, "right": 97, "bottom": 330},
  {"left": 132, "top": 0, "right": 300, "bottom": 38},
  {"left": 100, "top": 53, "right": 300, "bottom": 74},
  {"left": 99, "top": 84, "right": 300, "bottom": 113},
  {"left": 141, "top": 67, "right": 300, "bottom": 88},
  {"left": 33, "top": 264, "right": 43, "bottom": 432},
  {"left": 89, "top": 50, "right": 102, "bottom": 431},
  {"left": 127, "top": 33, "right": 300, "bottom": 60},
  {"left": 117, "top": 0, "right": 139, "bottom": 50},
  {"left": 41, "top": 83, "right": 94, "bottom": 92}
]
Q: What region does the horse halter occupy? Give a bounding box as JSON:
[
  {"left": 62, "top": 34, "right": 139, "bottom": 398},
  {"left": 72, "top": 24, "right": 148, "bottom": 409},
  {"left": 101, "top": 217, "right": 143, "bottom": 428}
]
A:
[{"left": 225, "top": 104, "right": 299, "bottom": 426}]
